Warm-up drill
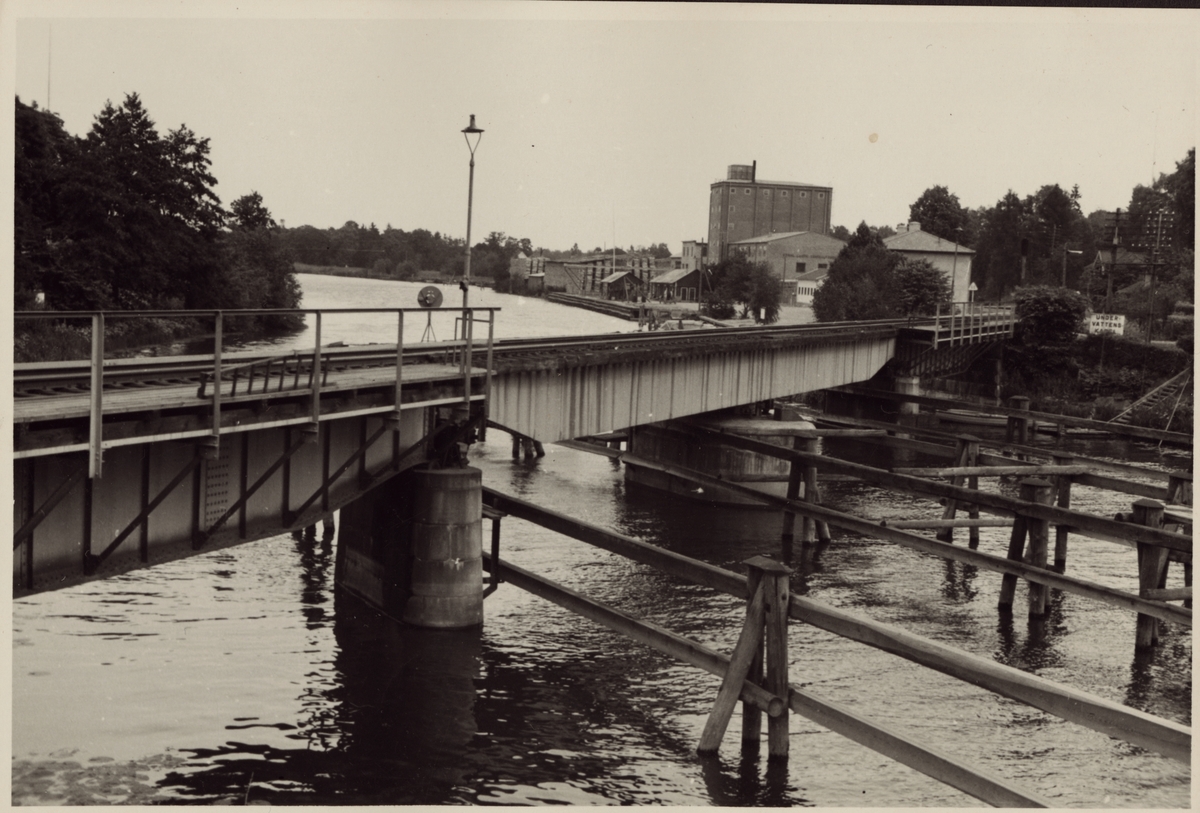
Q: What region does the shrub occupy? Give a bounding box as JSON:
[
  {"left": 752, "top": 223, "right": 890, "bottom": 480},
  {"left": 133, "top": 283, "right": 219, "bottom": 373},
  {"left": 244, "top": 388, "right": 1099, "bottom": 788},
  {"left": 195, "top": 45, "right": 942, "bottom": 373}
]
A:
[
  {"left": 1012, "top": 285, "right": 1089, "bottom": 345},
  {"left": 700, "top": 294, "right": 736, "bottom": 320}
]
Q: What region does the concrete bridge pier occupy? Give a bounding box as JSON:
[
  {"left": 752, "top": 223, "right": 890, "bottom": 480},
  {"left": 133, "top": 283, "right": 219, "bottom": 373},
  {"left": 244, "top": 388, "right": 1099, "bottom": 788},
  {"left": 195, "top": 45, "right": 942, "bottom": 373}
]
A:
[{"left": 336, "top": 465, "right": 484, "bottom": 628}]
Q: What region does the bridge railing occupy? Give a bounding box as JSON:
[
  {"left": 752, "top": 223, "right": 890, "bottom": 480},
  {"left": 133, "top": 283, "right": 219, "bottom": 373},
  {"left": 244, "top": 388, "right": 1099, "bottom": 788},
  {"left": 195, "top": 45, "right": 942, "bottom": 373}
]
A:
[
  {"left": 14, "top": 307, "right": 499, "bottom": 478},
  {"left": 928, "top": 301, "right": 1016, "bottom": 347}
]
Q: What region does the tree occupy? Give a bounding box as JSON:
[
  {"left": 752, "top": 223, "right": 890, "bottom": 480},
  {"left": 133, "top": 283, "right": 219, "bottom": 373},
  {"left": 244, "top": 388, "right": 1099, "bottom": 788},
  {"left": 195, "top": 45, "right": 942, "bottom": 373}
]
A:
[
  {"left": 229, "top": 191, "right": 277, "bottom": 231},
  {"left": 812, "top": 223, "right": 902, "bottom": 321},
  {"left": 908, "top": 185, "right": 970, "bottom": 244},
  {"left": 1012, "top": 285, "right": 1089, "bottom": 345},
  {"left": 14, "top": 98, "right": 78, "bottom": 307},
  {"left": 219, "top": 192, "right": 301, "bottom": 329},
  {"left": 13, "top": 93, "right": 231, "bottom": 310},
  {"left": 971, "top": 190, "right": 1028, "bottom": 299},
  {"left": 704, "top": 253, "right": 785, "bottom": 322},
  {"left": 895, "top": 258, "right": 952, "bottom": 316}
]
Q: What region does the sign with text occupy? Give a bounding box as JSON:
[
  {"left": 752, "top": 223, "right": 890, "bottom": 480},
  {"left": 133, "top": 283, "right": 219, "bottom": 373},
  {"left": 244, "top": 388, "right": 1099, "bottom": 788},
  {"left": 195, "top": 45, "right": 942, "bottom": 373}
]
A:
[{"left": 1088, "top": 313, "right": 1126, "bottom": 335}]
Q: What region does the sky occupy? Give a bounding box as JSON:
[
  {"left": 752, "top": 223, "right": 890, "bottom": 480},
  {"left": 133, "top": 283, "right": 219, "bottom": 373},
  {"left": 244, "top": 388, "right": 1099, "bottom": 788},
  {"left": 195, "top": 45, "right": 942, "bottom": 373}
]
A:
[{"left": 4, "top": 1, "right": 1197, "bottom": 255}]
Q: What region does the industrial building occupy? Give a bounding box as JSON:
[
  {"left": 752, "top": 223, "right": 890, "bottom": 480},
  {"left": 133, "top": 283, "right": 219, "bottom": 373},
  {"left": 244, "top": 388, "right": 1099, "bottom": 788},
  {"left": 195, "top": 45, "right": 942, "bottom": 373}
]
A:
[{"left": 707, "top": 163, "right": 833, "bottom": 263}]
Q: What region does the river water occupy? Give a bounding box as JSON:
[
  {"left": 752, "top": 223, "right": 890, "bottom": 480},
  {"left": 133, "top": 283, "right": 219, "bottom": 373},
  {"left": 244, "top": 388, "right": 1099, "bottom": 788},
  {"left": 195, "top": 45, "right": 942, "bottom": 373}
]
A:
[{"left": 11, "top": 275, "right": 1192, "bottom": 806}]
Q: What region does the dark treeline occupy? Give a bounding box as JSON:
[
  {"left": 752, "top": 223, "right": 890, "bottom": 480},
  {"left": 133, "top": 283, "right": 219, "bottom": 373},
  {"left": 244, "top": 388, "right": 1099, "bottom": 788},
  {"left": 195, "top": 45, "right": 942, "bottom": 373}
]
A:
[
  {"left": 832, "top": 151, "right": 1194, "bottom": 321},
  {"left": 280, "top": 223, "right": 673, "bottom": 290},
  {"left": 15, "top": 94, "right": 300, "bottom": 331}
]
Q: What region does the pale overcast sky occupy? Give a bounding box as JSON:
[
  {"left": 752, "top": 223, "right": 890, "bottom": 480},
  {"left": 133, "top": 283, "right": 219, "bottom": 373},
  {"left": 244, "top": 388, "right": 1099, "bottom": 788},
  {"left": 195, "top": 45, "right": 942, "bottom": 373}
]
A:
[{"left": 4, "top": 1, "right": 1197, "bottom": 254}]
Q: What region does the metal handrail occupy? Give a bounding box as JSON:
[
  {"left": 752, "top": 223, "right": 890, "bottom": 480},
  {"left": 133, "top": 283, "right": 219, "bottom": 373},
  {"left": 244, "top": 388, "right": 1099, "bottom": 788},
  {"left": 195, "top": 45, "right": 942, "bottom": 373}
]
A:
[{"left": 16, "top": 307, "right": 501, "bottom": 479}]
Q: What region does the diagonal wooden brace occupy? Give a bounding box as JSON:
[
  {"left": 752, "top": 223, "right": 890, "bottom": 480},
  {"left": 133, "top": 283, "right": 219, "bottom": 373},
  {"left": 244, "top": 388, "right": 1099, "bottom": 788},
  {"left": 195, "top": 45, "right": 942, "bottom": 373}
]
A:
[{"left": 698, "top": 579, "right": 773, "bottom": 754}]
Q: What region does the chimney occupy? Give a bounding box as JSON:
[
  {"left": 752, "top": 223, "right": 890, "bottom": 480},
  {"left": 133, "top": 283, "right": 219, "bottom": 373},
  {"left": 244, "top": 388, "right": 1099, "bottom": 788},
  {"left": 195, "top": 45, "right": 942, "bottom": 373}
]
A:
[
  {"left": 751, "top": 160, "right": 756, "bottom": 182},
  {"left": 908, "top": 221, "right": 921, "bottom": 232}
]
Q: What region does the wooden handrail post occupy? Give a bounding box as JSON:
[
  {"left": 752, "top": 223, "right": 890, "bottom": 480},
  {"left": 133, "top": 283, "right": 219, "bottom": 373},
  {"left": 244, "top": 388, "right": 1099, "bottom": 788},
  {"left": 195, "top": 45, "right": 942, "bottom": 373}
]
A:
[
  {"left": 1052, "top": 454, "right": 1073, "bottom": 573},
  {"left": 998, "top": 478, "right": 1052, "bottom": 611},
  {"left": 1132, "top": 499, "right": 1168, "bottom": 648}
]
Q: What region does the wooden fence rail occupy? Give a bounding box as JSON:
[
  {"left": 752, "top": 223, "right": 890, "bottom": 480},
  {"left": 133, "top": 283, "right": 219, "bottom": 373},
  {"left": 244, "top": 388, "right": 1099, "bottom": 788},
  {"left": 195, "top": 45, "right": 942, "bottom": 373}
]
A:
[
  {"left": 482, "top": 487, "right": 1190, "bottom": 763},
  {"left": 482, "top": 551, "right": 1051, "bottom": 806}
]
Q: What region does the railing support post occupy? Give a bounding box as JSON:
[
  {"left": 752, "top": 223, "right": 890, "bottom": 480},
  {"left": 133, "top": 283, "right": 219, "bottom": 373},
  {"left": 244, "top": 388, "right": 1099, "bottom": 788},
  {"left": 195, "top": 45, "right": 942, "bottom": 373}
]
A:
[{"left": 88, "top": 312, "right": 105, "bottom": 478}]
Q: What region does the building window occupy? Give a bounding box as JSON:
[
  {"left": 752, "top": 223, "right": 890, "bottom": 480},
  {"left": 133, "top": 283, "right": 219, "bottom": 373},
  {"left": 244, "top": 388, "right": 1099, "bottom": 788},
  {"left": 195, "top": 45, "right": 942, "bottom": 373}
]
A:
[
  {"left": 781, "top": 191, "right": 788, "bottom": 197},
  {"left": 796, "top": 262, "right": 806, "bottom": 275},
  {"left": 818, "top": 263, "right": 828, "bottom": 270},
  {"left": 818, "top": 192, "right": 825, "bottom": 199},
  {"left": 799, "top": 191, "right": 807, "bottom": 198},
  {"left": 763, "top": 189, "right": 770, "bottom": 196}
]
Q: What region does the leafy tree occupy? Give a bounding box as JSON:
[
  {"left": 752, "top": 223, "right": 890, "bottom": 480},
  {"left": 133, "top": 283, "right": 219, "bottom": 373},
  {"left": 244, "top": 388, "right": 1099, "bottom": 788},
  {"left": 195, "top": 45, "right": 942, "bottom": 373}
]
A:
[
  {"left": 14, "top": 93, "right": 229, "bottom": 310},
  {"left": 812, "top": 223, "right": 902, "bottom": 321},
  {"left": 895, "top": 258, "right": 952, "bottom": 316},
  {"left": 971, "top": 190, "right": 1028, "bottom": 299},
  {"left": 1012, "top": 285, "right": 1089, "bottom": 345},
  {"left": 220, "top": 193, "right": 301, "bottom": 329},
  {"left": 14, "top": 98, "right": 76, "bottom": 307},
  {"left": 705, "top": 253, "right": 785, "bottom": 322},
  {"left": 830, "top": 224, "right": 852, "bottom": 242},
  {"left": 229, "top": 191, "right": 277, "bottom": 231},
  {"left": 908, "top": 185, "right": 971, "bottom": 244}
]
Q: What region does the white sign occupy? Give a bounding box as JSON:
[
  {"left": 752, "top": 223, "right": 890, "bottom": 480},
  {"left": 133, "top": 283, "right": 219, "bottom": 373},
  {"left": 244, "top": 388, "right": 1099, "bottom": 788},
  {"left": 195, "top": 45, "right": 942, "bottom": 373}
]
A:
[{"left": 1088, "top": 313, "right": 1126, "bottom": 335}]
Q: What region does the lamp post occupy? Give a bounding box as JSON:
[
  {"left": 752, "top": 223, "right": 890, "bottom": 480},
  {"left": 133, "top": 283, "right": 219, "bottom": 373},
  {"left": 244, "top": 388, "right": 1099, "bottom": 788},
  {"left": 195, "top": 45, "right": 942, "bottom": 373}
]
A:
[{"left": 460, "top": 114, "right": 484, "bottom": 311}]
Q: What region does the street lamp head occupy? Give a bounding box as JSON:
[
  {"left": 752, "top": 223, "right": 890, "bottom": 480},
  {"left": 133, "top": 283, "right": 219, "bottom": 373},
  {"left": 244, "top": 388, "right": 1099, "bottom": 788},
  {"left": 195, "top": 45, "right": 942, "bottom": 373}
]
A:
[{"left": 462, "top": 114, "right": 484, "bottom": 155}]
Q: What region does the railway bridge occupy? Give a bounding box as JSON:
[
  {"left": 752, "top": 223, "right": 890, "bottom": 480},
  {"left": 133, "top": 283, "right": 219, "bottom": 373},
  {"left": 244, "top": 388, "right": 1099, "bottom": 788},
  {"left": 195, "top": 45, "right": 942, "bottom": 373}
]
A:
[{"left": 12, "top": 303, "right": 1014, "bottom": 603}]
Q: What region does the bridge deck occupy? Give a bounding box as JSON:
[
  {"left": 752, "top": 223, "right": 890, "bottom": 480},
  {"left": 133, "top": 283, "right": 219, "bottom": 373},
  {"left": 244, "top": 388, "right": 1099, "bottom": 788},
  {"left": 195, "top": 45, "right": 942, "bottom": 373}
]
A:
[{"left": 14, "top": 362, "right": 474, "bottom": 423}]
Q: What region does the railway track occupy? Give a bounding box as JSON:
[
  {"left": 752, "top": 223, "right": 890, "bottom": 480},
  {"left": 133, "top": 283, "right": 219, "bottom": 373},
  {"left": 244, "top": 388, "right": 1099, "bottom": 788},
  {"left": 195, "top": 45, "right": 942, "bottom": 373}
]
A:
[{"left": 13, "top": 318, "right": 915, "bottom": 399}]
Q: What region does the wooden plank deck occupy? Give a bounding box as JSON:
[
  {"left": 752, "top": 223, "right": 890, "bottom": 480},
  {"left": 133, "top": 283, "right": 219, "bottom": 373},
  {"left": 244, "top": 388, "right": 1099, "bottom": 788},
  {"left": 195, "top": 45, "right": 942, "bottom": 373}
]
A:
[{"left": 14, "top": 363, "right": 475, "bottom": 423}]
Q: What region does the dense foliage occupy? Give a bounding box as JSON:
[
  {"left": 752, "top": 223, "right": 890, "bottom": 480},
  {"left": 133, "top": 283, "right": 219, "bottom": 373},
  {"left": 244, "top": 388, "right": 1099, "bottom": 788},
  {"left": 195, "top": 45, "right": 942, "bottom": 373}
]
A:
[
  {"left": 812, "top": 224, "right": 951, "bottom": 321},
  {"left": 701, "top": 254, "right": 785, "bottom": 323},
  {"left": 1012, "top": 285, "right": 1089, "bottom": 345},
  {"left": 15, "top": 94, "right": 300, "bottom": 325}
]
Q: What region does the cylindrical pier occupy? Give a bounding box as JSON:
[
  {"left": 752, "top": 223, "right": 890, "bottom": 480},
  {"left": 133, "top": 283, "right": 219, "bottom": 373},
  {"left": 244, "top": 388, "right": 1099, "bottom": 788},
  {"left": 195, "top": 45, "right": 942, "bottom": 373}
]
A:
[{"left": 403, "top": 467, "right": 484, "bottom": 628}]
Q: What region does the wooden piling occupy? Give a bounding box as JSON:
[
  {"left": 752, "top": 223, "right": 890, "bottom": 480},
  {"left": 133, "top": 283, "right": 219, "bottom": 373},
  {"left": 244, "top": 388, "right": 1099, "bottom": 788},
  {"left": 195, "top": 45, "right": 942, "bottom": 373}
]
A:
[
  {"left": 1024, "top": 480, "right": 1054, "bottom": 617},
  {"left": 741, "top": 567, "right": 766, "bottom": 753},
  {"left": 1132, "top": 499, "right": 1168, "bottom": 648},
  {"left": 780, "top": 437, "right": 803, "bottom": 559},
  {"left": 801, "top": 437, "right": 820, "bottom": 547},
  {"left": 937, "top": 435, "right": 978, "bottom": 543},
  {"left": 751, "top": 556, "right": 793, "bottom": 760},
  {"left": 1166, "top": 471, "right": 1192, "bottom": 507},
  {"left": 699, "top": 572, "right": 769, "bottom": 755},
  {"left": 1052, "top": 454, "right": 1073, "bottom": 573},
  {"left": 998, "top": 479, "right": 1052, "bottom": 611},
  {"left": 1004, "top": 396, "right": 1031, "bottom": 447}
]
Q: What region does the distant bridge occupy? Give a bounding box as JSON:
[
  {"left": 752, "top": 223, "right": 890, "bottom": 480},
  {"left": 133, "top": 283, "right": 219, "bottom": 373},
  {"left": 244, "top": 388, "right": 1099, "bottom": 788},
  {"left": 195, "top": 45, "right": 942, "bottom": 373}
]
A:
[{"left": 12, "top": 303, "right": 1014, "bottom": 595}]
